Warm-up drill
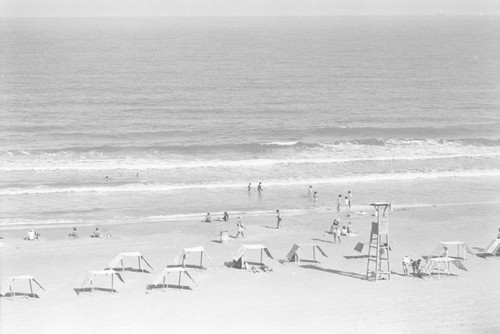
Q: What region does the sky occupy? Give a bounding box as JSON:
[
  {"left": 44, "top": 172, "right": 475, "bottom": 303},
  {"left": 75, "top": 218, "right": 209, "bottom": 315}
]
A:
[{"left": 1, "top": 0, "right": 499, "bottom": 17}]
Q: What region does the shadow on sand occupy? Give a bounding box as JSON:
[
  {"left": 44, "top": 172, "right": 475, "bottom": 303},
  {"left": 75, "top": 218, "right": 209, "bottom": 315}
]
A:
[
  {"left": 0, "top": 292, "right": 40, "bottom": 299},
  {"left": 107, "top": 267, "right": 151, "bottom": 274},
  {"left": 73, "top": 287, "right": 118, "bottom": 296},
  {"left": 146, "top": 284, "right": 192, "bottom": 291},
  {"left": 311, "top": 238, "right": 334, "bottom": 244},
  {"left": 299, "top": 264, "right": 367, "bottom": 281}
]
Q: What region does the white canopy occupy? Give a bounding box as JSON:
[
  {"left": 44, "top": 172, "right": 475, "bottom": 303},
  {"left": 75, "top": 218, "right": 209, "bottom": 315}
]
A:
[
  {"left": 233, "top": 244, "right": 273, "bottom": 262},
  {"left": 430, "top": 241, "right": 475, "bottom": 260},
  {"left": 106, "top": 252, "right": 154, "bottom": 272},
  {"left": 286, "top": 243, "right": 327, "bottom": 263},
  {"left": 423, "top": 257, "right": 468, "bottom": 277},
  {"left": 79, "top": 270, "right": 125, "bottom": 294},
  {"left": 173, "top": 246, "right": 212, "bottom": 269},
  {"left": 0, "top": 275, "right": 45, "bottom": 298},
  {"left": 148, "top": 267, "right": 196, "bottom": 291}
]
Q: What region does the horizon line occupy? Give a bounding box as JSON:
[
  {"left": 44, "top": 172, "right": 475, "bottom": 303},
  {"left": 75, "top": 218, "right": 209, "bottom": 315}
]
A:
[{"left": 1, "top": 14, "right": 499, "bottom": 19}]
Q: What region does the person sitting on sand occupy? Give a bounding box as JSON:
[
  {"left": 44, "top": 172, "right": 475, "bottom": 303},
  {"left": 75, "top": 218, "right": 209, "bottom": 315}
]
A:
[
  {"left": 341, "top": 226, "right": 347, "bottom": 236},
  {"left": 235, "top": 217, "right": 246, "bottom": 238},
  {"left": 205, "top": 213, "right": 212, "bottom": 223},
  {"left": 68, "top": 227, "right": 79, "bottom": 238},
  {"left": 402, "top": 256, "right": 411, "bottom": 276},
  {"left": 25, "top": 229, "right": 37, "bottom": 241},
  {"left": 441, "top": 246, "right": 449, "bottom": 258},
  {"left": 91, "top": 228, "right": 101, "bottom": 238},
  {"left": 347, "top": 222, "right": 353, "bottom": 235}
]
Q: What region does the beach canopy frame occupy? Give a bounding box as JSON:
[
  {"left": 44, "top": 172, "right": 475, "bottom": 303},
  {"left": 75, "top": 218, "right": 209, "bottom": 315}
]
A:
[
  {"left": 423, "top": 257, "right": 468, "bottom": 278},
  {"left": 483, "top": 239, "right": 500, "bottom": 256},
  {"left": 0, "top": 275, "right": 46, "bottom": 299},
  {"left": 430, "top": 241, "right": 475, "bottom": 261},
  {"left": 77, "top": 270, "right": 125, "bottom": 295},
  {"left": 147, "top": 267, "right": 196, "bottom": 292},
  {"left": 105, "top": 252, "right": 154, "bottom": 273},
  {"left": 232, "top": 244, "right": 274, "bottom": 269},
  {"left": 286, "top": 243, "right": 327, "bottom": 263},
  {"left": 172, "top": 246, "right": 212, "bottom": 269}
]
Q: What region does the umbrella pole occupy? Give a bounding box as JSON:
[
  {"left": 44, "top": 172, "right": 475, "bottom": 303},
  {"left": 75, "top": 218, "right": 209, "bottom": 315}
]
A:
[
  {"left": 200, "top": 252, "right": 203, "bottom": 268},
  {"left": 260, "top": 249, "right": 263, "bottom": 264},
  {"left": 313, "top": 246, "right": 316, "bottom": 262},
  {"left": 29, "top": 279, "right": 33, "bottom": 297},
  {"left": 111, "top": 273, "right": 114, "bottom": 292}
]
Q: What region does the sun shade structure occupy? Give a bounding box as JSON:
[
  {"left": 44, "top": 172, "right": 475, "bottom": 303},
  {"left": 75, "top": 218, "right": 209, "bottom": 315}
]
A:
[
  {"left": 232, "top": 244, "right": 274, "bottom": 269},
  {"left": 430, "top": 242, "right": 475, "bottom": 260},
  {"left": 105, "top": 252, "right": 154, "bottom": 273},
  {"left": 286, "top": 243, "right": 327, "bottom": 263},
  {"left": 0, "top": 275, "right": 45, "bottom": 298},
  {"left": 78, "top": 270, "right": 125, "bottom": 295},
  {"left": 483, "top": 239, "right": 500, "bottom": 256},
  {"left": 423, "top": 257, "right": 468, "bottom": 278},
  {"left": 147, "top": 267, "right": 196, "bottom": 291},
  {"left": 172, "top": 246, "right": 212, "bottom": 269}
]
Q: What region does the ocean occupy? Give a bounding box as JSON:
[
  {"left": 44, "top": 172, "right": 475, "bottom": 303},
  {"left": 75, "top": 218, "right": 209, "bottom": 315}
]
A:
[{"left": 1, "top": 16, "right": 499, "bottom": 228}]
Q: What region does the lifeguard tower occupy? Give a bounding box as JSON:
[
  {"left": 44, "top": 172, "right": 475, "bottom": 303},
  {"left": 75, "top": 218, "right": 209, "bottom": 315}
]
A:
[{"left": 366, "top": 202, "right": 392, "bottom": 281}]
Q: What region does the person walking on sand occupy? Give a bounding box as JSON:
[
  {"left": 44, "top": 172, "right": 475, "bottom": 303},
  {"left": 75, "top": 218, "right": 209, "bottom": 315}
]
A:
[
  {"left": 337, "top": 194, "right": 342, "bottom": 212},
  {"left": 223, "top": 211, "right": 229, "bottom": 222},
  {"left": 236, "top": 217, "right": 246, "bottom": 238},
  {"left": 347, "top": 190, "right": 352, "bottom": 209},
  {"left": 345, "top": 196, "right": 350, "bottom": 216},
  {"left": 313, "top": 191, "right": 318, "bottom": 207},
  {"left": 332, "top": 220, "right": 341, "bottom": 244},
  {"left": 276, "top": 210, "right": 282, "bottom": 229},
  {"left": 257, "top": 182, "right": 263, "bottom": 193},
  {"left": 402, "top": 256, "right": 411, "bottom": 276},
  {"left": 308, "top": 185, "right": 313, "bottom": 200}
]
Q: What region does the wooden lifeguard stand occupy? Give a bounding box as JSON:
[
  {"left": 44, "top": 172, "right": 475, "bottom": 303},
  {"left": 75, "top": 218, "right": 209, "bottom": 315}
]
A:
[{"left": 366, "top": 202, "right": 391, "bottom": 281}]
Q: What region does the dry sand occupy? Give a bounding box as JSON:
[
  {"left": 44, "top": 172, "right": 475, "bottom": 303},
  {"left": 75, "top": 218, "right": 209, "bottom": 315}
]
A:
[{"left": 1, "top": 200, "right": 500, "bottom": 333}]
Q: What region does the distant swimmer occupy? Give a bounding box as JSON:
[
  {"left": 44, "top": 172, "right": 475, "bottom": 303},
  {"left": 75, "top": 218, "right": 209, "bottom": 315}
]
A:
[
  {"left": 248, "top": 183, "right": 251, "bottom": 191},
  {"left": 105, "top": 176, "right": 110, "bottom": 182},
  {"left": 276, "top": 210, "right": 282, "bottom": 229},
  {"left": 257, "top": 182, "right": 263, "bottom": 192},
  {"left": 136, "top": 172, "right": 140, "bottom": 177},
  {"left": 308, "top": 185, "right": 313, "bottom": 199}
]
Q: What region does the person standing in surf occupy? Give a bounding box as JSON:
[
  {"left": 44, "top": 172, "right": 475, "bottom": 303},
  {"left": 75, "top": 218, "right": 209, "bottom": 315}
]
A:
[
  {"left": 276, "top": 209, "right": 282, "bottom": 229},
  {"left": 257, "top": 182, "right": 263, "bottom": 193}
]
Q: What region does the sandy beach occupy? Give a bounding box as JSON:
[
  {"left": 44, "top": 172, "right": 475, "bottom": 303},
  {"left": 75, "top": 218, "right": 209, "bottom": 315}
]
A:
[{"left": 1, "top": 178, "right": 499, "bottom": 334}]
